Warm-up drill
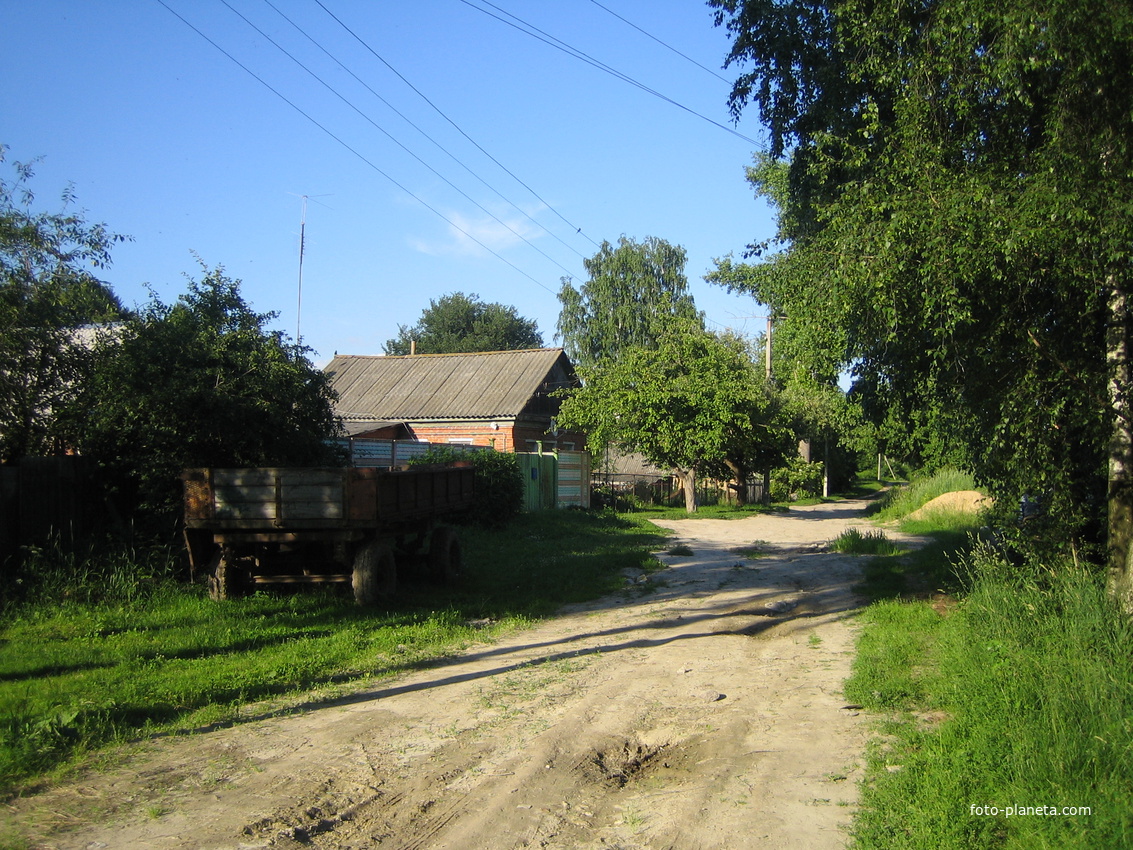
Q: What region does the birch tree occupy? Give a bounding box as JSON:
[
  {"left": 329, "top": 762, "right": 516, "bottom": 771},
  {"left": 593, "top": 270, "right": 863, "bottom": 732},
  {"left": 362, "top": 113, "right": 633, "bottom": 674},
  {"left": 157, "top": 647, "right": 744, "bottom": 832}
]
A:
[
  {"left": 711, "top": 0, "right": 1133, "bottom": 604},
  {"left": 556, "top": 236, "right": 702, "bottom": 370}
]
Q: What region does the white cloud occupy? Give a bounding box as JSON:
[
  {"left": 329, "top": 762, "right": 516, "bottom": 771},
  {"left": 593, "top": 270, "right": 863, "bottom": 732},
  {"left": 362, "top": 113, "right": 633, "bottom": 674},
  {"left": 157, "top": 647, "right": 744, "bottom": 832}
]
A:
[{"left": 408, "top": 202, "right": 548, "bottom": 258}]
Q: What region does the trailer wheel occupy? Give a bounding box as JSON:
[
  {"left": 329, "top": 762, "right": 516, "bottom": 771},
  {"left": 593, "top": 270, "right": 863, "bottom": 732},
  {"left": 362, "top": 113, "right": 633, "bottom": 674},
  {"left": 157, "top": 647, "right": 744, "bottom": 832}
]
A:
[
  {"left": 353, "top": 539, "right": 396, "bottom": 604},
  {"left": 428, "top": 526, "right": 463, "bottom": 584},
  {"left": 208, "top": 548, "right": 246, "bottom": 601}
]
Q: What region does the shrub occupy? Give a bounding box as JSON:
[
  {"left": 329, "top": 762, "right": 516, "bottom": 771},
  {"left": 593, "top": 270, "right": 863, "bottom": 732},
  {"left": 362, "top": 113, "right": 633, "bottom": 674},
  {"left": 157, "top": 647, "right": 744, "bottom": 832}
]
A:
[
  {"left": 411, "top": 447, "right": 523, "bottom": 527},
  {"left": 770, "top": 456, "right": 824, "bottom": 502}
]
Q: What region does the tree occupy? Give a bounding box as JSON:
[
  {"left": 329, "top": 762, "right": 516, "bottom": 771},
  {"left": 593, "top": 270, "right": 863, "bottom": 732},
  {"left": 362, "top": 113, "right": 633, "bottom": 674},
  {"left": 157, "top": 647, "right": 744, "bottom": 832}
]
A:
[
  {"left": 556, "top": 322, "right": 791, "bottom": 512},
  {"left": 0, "top": 149, "right": 128, "bottom": 461},
  {"left": 384, "top": 292, "right": 543, "bottom": 355},
  {"left": 67, "top": 265, "right": 341, "bottom": 522},
  {"left": 556, "top": 236, "right": 702, "bottom": 369},
  {"left": 711, "top": 0, "right": 1133, "bottom": 602}
]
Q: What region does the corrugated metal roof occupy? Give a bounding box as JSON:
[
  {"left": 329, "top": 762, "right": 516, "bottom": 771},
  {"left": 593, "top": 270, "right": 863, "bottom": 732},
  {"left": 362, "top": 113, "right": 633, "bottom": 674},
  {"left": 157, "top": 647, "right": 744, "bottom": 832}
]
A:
[{"left": 325, "top": 348, "right": 574, "bottom": 421}]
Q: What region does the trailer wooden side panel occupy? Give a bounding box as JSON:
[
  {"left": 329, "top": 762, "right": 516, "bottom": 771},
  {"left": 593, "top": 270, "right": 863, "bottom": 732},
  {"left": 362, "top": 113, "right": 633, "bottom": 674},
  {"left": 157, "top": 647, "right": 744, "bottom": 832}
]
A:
[
  {"left": 184, "top": 466, "right": 475, "bottom": 532},
  {"left": 183, "top": 464, "right": 475, "bottom": 601}
]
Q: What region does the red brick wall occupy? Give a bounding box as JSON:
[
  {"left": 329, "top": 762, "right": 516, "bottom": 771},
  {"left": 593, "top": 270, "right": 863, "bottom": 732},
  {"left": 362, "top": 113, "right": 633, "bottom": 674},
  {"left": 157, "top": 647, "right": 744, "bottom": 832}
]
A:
[
  {"left": 407, "top": 422, "right": 514, "bottom": 452},
  {"left": 391, "top": 421, "right": 588, "bottom": 454}
]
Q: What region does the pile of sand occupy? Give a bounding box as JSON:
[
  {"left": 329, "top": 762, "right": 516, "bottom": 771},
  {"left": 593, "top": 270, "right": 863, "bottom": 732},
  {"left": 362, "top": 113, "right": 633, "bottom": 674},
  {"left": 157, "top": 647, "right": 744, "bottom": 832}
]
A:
[{"left": 907, "top": 490, "right": 992, "bottom": 520}]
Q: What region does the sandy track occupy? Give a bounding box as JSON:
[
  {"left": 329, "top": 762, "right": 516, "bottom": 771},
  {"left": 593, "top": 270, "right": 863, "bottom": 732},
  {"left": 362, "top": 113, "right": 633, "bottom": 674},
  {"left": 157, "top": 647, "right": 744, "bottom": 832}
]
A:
[{"left": 11, "top": 499, "right": 891, "bottom": 849}]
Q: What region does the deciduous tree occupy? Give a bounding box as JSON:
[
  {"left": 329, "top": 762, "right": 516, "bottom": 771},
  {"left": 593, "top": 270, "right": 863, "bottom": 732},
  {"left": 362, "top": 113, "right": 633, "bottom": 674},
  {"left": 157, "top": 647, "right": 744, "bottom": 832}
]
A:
[
  {"left": 0, "top": 149, "right": 128, "bottom": 461},
  {"left": 68, "top": 265, "right": 341, "bottom": 522},
  {"left": 384, "top": 292, "right": 542, "bottom": 355},
  {"left": 711, "top": 0, "right": 1133, "bottom": 602},
  {"left": 556, "top": 322, "right": 790, "bottom": 512},
  {"left": 556, "top": 236, "right": 702, "bottom": 370}
]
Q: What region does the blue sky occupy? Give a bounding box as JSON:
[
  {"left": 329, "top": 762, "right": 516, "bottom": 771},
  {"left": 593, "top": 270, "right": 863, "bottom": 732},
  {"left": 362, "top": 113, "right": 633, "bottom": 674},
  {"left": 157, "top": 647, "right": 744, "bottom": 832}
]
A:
[{"left": 2, "top": 1, "right": 774, "bottom": 365}]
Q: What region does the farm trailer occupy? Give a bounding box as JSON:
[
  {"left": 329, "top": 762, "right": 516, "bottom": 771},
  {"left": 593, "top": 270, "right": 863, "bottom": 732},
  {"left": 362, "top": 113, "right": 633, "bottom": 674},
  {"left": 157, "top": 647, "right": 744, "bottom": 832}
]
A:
[{"left": 182, "top": 465, "right": 475, "bottom": 604}]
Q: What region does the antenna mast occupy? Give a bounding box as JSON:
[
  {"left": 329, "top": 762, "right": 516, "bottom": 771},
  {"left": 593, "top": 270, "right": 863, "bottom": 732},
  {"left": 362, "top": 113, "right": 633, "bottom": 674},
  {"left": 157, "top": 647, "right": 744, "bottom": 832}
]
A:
[{"left": 296, "top": 195, "right": 308, "bottom": 347}]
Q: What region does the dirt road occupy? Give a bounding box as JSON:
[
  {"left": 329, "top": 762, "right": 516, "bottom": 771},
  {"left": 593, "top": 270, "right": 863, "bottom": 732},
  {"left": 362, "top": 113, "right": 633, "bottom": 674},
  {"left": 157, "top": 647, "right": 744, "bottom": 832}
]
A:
[{"left": 12, "top": 499, "right": 888, "bottom": 849}]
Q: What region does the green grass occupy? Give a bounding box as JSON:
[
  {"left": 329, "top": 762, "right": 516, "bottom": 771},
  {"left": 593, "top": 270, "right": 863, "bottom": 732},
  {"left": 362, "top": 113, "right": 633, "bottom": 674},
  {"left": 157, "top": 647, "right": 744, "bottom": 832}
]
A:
[
  {"left": 831, "top": 528, "right": 907, "bottom": 557},
  {"left": 846, "top": 527, "right": 1133, "bottom": 846},
  {"left": 855, "top": 529, "right": 978, "bottom": 602},
  {"left": 868, "top": 468, "right": 981, "bottom": 523},
  {"left": 633, "top": 501, "right": 789, "bottom": 521},
  {"left": 0, "top": 510, "right": 668, "bottom": 798}
]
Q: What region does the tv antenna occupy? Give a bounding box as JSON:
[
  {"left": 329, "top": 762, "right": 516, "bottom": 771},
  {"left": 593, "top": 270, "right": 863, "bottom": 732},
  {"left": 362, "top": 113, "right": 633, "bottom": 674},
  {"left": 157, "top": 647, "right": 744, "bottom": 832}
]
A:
[{"left": 290, "top": 193, "right": 332, "bottom": 347}]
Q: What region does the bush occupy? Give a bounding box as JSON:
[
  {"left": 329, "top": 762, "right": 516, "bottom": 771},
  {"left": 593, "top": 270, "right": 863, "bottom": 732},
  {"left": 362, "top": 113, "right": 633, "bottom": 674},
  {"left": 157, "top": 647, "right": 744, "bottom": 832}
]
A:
[
  {"left": 411, "top": 447, "right": 523, "bottom": 527},
  {"left": 770, "top": 456, "right": 824, "bottom": 502}
]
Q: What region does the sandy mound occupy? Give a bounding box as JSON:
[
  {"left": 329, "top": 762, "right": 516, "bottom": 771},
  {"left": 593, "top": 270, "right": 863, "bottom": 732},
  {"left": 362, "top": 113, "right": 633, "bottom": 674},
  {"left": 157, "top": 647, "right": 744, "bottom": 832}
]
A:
[{"left": 907, "top": 490, "right": 992, "bottom": 520}]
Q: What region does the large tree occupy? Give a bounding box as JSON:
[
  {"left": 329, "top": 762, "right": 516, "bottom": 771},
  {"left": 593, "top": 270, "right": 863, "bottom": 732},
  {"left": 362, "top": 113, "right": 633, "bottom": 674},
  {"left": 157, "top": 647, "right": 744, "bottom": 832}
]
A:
[
  {"left": 710, "top": 0, "right": 1133, "bottom": 602},
  {"left": 0, "top": 149, "right": 128, "bottom": 462},
  {"left": 68, "top": 265, "right": 341, "bottom": 522},
  {"left": 556, "top": 322, "right": 791, "bottom": 512},
  {"left": 384, "top": 292, "right": 543, "bottom": 355},
  {"left": 556, "top": 235, "right": 702, "bottom": 369}
]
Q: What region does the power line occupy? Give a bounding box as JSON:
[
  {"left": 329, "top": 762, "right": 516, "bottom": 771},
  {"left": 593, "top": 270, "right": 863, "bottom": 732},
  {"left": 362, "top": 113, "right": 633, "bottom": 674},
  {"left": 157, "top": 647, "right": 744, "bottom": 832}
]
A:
[
  {"left": 312, "top": 0, "right": 601, "bottom": 248},
  {"left": 217, "top": 0, "right": 579, "bottom": 279},
  {"left": 455, "top": 0, "right": 764, "bottom": 149},
  {"left": 260, "top": 0, "right": 588, "bottom": 262},
  {"left": 155, "top": 0, "right": 560, "bottom": 296},
  {"left": 584, "top": 0, "right": 732, "bottom": 85}
]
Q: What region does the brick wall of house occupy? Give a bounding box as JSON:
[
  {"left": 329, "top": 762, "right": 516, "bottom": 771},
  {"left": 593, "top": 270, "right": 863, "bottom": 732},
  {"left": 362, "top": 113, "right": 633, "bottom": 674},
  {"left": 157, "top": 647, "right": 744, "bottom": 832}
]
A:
[
  {"left": 407, "top": 422, "right": 512, "bottom": 451},
  {"left": 360, "top": 421, "right": 588, "bottom": 454}
]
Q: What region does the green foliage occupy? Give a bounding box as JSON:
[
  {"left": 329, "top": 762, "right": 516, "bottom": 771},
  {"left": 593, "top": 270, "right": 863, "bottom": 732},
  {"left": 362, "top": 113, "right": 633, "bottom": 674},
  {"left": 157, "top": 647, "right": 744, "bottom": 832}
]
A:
[
  {"left": 556, "top": 235, "right": 702, "bottom": 370},
  {"left": 769, "top": 455, "right": 824, "bottom": 502},
  {"left": 5, "top": 540, "right": 182, "bottom": 611},
  {"left": 0, "top": 147, "right": 129, "bottom": 461},
  {"left": 829, "top": 528, "right": 904, "bottom": 556},
  {"left": 66, "top": 265, "right": 341, "bottom": 523},
  {"left": 383, "top": 291, "right": 543, "bottom": 355},
  {"left": 869, "top": 468, "right": 980, "bottom": 522},
  {"left": 710, "top": 0, "right": 1133, "bottom": 557},
  {"left": 557, "top": 322, "right": 793, "bottom": 511},
  {"left": 410, "top": 446, "right": 523, "bottom": 527},
  {"left": 846, "top": 547, "right": 1133, "bottom": 849},
  {"left": 0, "top": 510, "right": 667, "bottom": 797}
]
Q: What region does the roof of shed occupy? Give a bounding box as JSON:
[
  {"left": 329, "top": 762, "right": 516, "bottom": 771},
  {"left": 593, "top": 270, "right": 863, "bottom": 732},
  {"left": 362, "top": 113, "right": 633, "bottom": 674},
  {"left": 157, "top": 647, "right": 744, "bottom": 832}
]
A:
[{"left": 325, "top": 348, "right": 574, "bottom": 422}]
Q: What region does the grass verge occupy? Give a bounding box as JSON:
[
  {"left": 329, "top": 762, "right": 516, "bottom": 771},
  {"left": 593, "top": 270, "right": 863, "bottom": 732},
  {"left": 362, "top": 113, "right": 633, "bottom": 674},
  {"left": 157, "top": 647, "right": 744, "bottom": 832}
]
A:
[
  {"left": 0, "top": 509, "right": 667, "bottom": 798},
  {"left": 846, "top": 479, "right": 1133, "bottom": 847},
  {"left": 868, "top": 468, "right": 980, "bottom": 522}
]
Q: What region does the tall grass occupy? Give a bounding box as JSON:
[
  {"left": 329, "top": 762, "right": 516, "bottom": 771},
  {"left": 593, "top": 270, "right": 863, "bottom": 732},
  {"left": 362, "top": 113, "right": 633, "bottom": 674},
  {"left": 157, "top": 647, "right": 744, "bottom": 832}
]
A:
[
  {"left": 831, "top": 528, "right": 906, "bottom": 557},
  {"left": 847, "top": 543, "right": 1133, "bottom": 848},
  {"left": 0, "top": 510, "right": 667, "bottom": 797},
  {"left": 869, "top": 468, "right": 979, "bottom": 523}
]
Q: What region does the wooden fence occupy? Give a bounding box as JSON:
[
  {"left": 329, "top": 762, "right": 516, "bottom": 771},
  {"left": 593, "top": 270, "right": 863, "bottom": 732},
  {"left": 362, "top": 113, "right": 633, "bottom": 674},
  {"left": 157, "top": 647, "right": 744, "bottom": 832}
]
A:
[{"left": 0, "top": 456, "right": 100, "bottom": 573}]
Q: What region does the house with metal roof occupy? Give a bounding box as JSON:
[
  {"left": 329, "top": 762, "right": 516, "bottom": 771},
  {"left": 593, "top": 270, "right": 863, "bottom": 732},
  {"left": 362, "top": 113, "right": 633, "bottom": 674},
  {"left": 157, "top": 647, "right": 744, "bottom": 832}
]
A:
[{"left": 324, "top": 348, "right": 586, "bottom": 453}]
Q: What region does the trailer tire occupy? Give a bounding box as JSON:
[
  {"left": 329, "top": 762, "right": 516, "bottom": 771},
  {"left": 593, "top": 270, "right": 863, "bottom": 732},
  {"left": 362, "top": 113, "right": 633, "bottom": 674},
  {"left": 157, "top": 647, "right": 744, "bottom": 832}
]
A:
[
  {"left": 428, "top": 526, "right": 463, "bottom": 584},
  {"left": 353, "top": 539, "right": 396, "bottom": 604}
]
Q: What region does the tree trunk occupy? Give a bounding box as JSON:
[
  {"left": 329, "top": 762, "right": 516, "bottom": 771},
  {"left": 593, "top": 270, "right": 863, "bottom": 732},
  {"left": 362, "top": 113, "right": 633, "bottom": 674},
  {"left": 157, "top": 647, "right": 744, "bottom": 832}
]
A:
[
  {"left": 1107, "top": 276, "right": 1133, "bottom": 613},
  {"left": 674, "top": 468, "right": 698, "bottom": 513},
  {"left": 725, "top": 459, "right": 746, "bottom": 507}
]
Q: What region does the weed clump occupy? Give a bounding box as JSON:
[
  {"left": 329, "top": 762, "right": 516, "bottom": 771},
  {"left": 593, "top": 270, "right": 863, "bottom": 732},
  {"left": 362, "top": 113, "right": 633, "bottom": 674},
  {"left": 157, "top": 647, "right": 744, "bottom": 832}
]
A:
[{"left": 830, "top": 528, "right": 904, "bottom": 556}]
